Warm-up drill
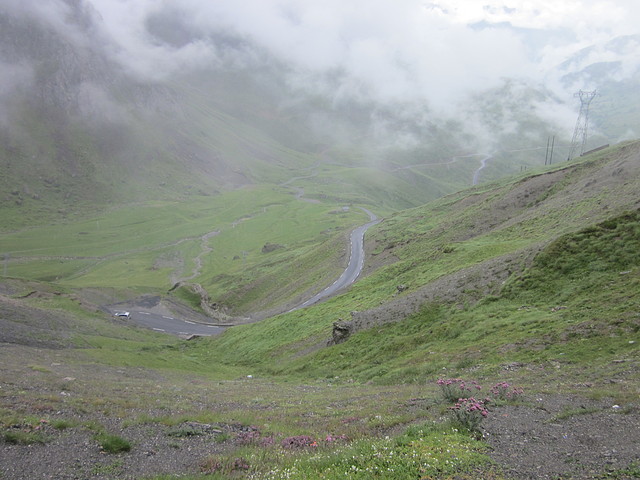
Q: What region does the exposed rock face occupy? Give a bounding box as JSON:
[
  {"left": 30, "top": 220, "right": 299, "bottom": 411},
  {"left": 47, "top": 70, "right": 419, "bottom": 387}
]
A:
[
  {"left": 192, "top": 283, "right": 231, "bottom": 322},
  {"left": 171, "top": 282, "right": 234, "bottom": 324},
  {"left": 261, "top": 243, "right": 285, "bottom": 254},
  {"left": 328, "top": 319, "right": 352, "bottom": 345}
]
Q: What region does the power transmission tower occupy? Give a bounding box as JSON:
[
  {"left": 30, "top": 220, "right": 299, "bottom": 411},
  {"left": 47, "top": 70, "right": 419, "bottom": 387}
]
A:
[{"left": 567, "top": 89, "right": 597, "bottom": 160}]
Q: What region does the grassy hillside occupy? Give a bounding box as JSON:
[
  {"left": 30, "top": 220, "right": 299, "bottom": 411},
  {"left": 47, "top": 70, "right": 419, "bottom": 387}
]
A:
[
  {"left": 184, "top": 141, "right": 640, "bottom": 384},
  {"left": 0, "top": 186, "right": 365, "bottom": 313},
  {"left": 2, "top": 4, "right": 640, "bottom": 477},
  {"left": 0, "top": 8, "right": 479, "bottom": 232},
  {"left": 1, "top": 142, "right": 639, "bottom": 480}
]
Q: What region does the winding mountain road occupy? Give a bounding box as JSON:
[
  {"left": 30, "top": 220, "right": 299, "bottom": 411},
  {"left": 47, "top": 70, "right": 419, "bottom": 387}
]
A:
[
  {"left": 291, "top": 207, "right": 381, "bottom": 311},
  {"left": 119, "top": 207, "right": 381, "bottom": 335}
]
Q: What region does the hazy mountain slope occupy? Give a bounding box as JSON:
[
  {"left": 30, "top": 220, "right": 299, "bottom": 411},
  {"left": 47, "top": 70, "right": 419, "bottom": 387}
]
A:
[
  {"left": 0, "top": 2, "right": 473, "bottom": 228},
  {"left": 2, "top": 2, "right": 639, "bottom": 232},
  {"left": 0, "top": 5, "right": 313, "bottom": 221},
  {"left": 346, "top": 140, "right": 640, "bottom": 333},
  {"left": 196, "top": 141, "right": 640, "bottom": 380}
]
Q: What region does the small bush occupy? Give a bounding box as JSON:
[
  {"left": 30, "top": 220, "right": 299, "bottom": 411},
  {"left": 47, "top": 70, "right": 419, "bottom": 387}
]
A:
[
  {"left": 214, "top": 431, "right": 231, "bottom": 443},
  {"left": 437, "top": 378, "right": 482, "bottom": 402},
  {"left": 436, "top": 378, "right": 524, "bottom": 432},
  {"left": 51, "top": 419, "right": 76, "bottom": 430},
  {"left": 236, "top": 429, "right": 274, "bottom": 447},
  {"left": 98, "top": 433, "right": 131, "bottom": 453},
  {"left": 449, "top": 397, "right": 490, "bottom": 432},
  {"left": 4, "top": 430, "right": 48, "bottom": 445},
  {"left": 490, "top": 382, "right": 524, "bottom": 401}
]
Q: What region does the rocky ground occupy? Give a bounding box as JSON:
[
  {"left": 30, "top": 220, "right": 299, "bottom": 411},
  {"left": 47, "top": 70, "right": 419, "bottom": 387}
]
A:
[
  {"left": 1, "top": 416, "right": 238, "bottom": 479},
  {"left": 483, "top": 394, "right": 640, "bottom": 479},
  {"left": 1, "top": 342, "right": 638, "bottom": 480},
  {"left": 1, "top": 394, "right": 638, "bottom": 480}
]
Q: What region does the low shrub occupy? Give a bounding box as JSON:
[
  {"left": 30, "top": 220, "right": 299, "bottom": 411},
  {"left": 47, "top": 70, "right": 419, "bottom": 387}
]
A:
[
  {"left": 449, "top": 397, "right": 490, "bottom": 432},
  {"left": 437, "top": 378, "right": 482, "bottom": 402},
  {"left": 98, "top": 433, "right": 131, "bottom": 453},
  {"left": 4, "top": 430, "right": 48, "bottom": 445},
  {"left": 490, "top": 382, "right": 524, "bottom": 401},
  {"left": 437, "top": 378, "right": 524, "bottom": 432},
  {"left": 51, "top": 419, "right": 76, "bottom": 430}
]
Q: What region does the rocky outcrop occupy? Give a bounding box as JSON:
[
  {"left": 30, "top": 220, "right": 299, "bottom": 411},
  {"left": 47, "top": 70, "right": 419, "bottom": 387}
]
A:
[
  {"left": 261, "top": 243, "right": 285, "bottom": 254},
  {"left": 328, "top": 320, "right": 352, "bottom": 345},
  {"left": 171, "top": 282, "right": 235, "bottom": 324}
]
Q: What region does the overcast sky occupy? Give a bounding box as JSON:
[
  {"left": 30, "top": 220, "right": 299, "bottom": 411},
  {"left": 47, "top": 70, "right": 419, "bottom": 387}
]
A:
[
  {"left": 76, "top": 0, "right": 639, "bottom": 112},
  {"left": 3, "top": 0, "right": 638, "bottom": 135}
]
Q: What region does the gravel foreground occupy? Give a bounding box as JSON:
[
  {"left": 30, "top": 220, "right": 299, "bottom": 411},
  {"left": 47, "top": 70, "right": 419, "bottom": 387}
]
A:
[
  {"left": 1, "top": 387, "right": 639, "bottom": 479},
  {"left": 1, "top": 289, "right": 639, "bottom": 480},
  {"left": 483, "top": 394, "right": 640, "bottom": 479}
]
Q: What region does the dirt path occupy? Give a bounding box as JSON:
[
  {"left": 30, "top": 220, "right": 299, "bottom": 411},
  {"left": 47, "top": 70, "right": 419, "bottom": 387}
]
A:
[{"left": 170, "top": 229, "right": 220, "bottom": 285}]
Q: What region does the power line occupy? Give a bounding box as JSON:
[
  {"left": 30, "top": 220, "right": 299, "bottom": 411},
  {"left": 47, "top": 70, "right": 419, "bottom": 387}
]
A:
[{"left": 567, "top": 89, "right": 598, "bottom": 161}]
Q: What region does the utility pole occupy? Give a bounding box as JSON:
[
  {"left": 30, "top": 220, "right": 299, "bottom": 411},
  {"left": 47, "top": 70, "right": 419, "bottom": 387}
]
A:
[
  {"left": 567, "top": 89, "right": 597, "bottom": 161},
  {"left": 544, "top": 136, "right": 556, "bottom": 165},
  {"left": 545, "top": 136, "right": 550, "bottom": 165}
]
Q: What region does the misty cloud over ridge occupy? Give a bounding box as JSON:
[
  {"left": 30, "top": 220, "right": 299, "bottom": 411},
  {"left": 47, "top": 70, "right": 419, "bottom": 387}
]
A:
[
  {"left": 1, "top": 0, "right": 638, "bottom": 155},
  {"left": 83, "top": 0, "right": 640, "bottom": 112}
]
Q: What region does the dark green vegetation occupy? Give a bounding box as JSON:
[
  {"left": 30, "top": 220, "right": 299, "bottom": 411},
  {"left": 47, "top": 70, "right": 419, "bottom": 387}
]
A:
[{"left": 97, "top": 434, "right": 132, "bottom": 454}]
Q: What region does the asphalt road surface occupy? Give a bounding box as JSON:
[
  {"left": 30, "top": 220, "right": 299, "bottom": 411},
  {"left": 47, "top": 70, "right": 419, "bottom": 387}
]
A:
[
  {"left": 124, "top": 310, "right": 225, "bottom": 336},
  {"left": 292, "top": 207, "right": 381, "bottom": 310}
]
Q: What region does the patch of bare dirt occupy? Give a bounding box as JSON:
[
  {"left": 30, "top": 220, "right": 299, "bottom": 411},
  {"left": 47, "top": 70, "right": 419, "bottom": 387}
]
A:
[
  {"left": 0, "top": 294, "right": 75, "bottom": 349},
  {"left": 483, "top": 394, "right": 640, "bottom": 479}
]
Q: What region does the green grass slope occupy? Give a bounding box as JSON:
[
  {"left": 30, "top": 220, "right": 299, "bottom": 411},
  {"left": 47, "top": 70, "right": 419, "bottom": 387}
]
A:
[
  {"left": 0, "top": 187, "right": 361, "bottom": 309},
  {"left": 1, "top": 142, "right": 639, "bottom": 480},
  {"left": 189, "top": 140, "right": 640, "bottom": 388}
]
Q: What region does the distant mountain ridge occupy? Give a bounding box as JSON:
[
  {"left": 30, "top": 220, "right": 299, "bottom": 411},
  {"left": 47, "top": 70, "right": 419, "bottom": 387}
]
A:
[{"left": 1, "top": 1, "right": 638, "bottom": 226}]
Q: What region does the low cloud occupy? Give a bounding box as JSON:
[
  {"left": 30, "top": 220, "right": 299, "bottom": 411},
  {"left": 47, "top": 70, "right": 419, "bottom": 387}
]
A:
[
  {"left": 0, "top": 60, "right": 34, "bottom": 125},
  {"left": 83, "top": 0, "right": 639, "bottom": 110},
  {"left": 8, "top": 0, "right": 638, "bottom": 111},
  {"left": 3, "top": 0, "right": 638, "bottom": 148}
]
